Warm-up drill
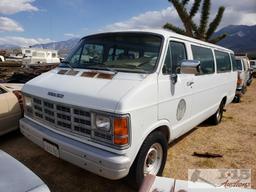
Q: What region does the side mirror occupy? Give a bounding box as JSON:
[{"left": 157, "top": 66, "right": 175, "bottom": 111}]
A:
[{"left": 180, "top": 60, "right": 200, "bottom": 75}]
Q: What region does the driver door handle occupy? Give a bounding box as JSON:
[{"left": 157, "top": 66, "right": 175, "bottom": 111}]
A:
[{"left": 187, "top": 81, "right": 194, "bottom": 86}]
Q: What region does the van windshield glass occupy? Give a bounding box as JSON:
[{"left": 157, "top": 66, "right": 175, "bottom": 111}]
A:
[
  {"left": 235, "top": 59, "right": 243, "bottom": 70},
  {"left": 60, "top": 33, "right": 162, "bottom": 73}
]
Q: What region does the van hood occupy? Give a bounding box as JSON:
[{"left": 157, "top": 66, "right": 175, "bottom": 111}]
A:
[{"left": 22, "top": 68, "right": 147, "bottom": 113}]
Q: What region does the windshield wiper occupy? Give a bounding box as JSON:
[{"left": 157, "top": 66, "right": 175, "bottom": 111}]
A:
[
  {"left": 84, "top": 65, "right": 118, "bottom": 74},
  {"left": 60, "top": 60, "right": 74, "bottom": 70}
]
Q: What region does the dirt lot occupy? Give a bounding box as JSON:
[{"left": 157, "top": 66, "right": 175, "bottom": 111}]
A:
[{"left": 0, "top": 81, "right": 256, "bottom": 192}]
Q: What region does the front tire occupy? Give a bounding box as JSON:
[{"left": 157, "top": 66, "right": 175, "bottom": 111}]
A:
[{"left": 128, "top": 131, "right": 168, "bottom": 188}]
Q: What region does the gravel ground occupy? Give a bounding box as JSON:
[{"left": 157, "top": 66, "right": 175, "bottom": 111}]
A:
[{"left": 0, "top": 80, "right": 255, "bottom": 191}]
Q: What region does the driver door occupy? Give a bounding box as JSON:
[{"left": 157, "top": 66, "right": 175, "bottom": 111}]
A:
[{"left": 158, "top": 39, "right": 195, "bottom": 139}]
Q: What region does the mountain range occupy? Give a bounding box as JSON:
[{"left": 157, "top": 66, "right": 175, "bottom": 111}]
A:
[
  {"left": 32, "top": 38, "right": 80, "bottom": 57},
  {"left": 1, "top": 25, "right": 255, "bottom": 56},
  {"left": 215, "top": 25, "right": 256, "bottom": 54}
]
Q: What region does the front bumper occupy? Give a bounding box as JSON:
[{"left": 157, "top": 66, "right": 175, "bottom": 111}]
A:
[
  {"left": 236, "top": 86, "right": 243, "bottom": 97},
  {"left": 20, "top": 118, "right": 131, "bottom": 180}
]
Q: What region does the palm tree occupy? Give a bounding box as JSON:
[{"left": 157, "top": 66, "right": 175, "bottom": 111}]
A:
[{"left": 163, "top": 0, "right": 227, "bottom": 43}]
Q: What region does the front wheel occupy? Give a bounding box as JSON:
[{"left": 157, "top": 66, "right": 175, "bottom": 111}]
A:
[{"left": 127, "top": 131, "right": 168, "bottom": 188}]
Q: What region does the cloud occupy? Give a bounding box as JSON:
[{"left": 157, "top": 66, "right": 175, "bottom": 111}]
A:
[
  {"left": 103, "top": 0, "right": 256, "bottom": 31},
  {"left": 104, "top": 7, "right": 180, "bottom": 31},
  {"left": 202, "top": 0, "right": 256, "bottom": 28},
  {"left": 0, "top": 0, "right": 38, "bottom": 15},
  {"left": 0, "top": 17, "right": 24, "bottom": 32},
  {"left": 0, "top": 36, "right": 53, "bottom": 47}
]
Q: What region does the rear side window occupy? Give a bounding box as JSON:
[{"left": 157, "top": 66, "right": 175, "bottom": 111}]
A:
[
  {"left": 215, "top": 50, "right": 231, "bottom": 73},
  {"left": 163, "top": 41, "right": 187, "bottom": 74},
  {"left": 191, "top": 45, "right": 215, "bottom": 75},
  {"left": 230, "top": 54, "right": 237, "bottom": 71}
]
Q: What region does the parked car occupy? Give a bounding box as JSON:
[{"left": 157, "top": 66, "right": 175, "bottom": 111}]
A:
[
  {"left": 250, "top": 60, "right": 256, "bottom": 77},
  {"left": 0, "top": 84, "right": 23, "bottom": 136},
  {"left": 20, "top": 29, "right": 237, "bottom": 187},
  {"left": 0, "top": 150, "right": 50, "bottom": 192}
]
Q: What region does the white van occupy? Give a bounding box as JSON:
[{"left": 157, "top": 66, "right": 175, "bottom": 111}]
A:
[{"left": 20, "top": 29, "right": 237, "bottom": 187}]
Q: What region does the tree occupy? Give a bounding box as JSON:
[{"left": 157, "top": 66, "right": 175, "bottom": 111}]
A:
[{"left": 163, "top": 0, "right": 227, "bottom": 43}]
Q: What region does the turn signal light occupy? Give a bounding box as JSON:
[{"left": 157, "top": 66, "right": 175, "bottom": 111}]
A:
[{"left": 114, "top": 117, "right": 129, "bottom": 145}]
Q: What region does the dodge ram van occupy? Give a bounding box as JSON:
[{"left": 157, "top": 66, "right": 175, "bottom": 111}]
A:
[{"left": 20, "top": 29, "right": 237, "bottom": 187}]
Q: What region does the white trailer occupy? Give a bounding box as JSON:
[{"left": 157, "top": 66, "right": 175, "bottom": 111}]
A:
[
  {"left": 0, "top": 55, "right": 5, "bottom": 62},
  {"left": 21, "top": 48, "right": 60, "bottom": 65}
]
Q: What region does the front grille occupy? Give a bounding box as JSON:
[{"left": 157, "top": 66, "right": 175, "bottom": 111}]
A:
[{"left": 31, "top": 97, "right": 95, "bottom": 139}]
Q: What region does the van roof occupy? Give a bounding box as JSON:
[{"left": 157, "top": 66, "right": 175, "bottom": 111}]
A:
[{"left": 83, "top": 28, "right": 233, "bottom": 53}]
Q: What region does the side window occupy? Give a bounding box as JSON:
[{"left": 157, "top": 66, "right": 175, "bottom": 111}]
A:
[
  {"left": 163, "top": 46, "right": 171, "bottom": 74},
  {"left": 230, "top": 54, "right": 237, "bottom": 71},
  {"left": 215, "top": 50, "right": 231, "bottom": 73},
  {"left": 162, "top": 41, "right": 187, "bottom": 74},
  {"left": 191, "top": 45, "right": 215, "bottom": 75}
]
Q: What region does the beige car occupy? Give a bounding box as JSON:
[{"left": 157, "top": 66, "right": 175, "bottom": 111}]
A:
[{"left": 0, "top": 84, "right": 23, "bottom": 135}]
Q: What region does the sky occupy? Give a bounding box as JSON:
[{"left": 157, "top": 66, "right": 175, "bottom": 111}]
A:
[{"left": 0, "top": 0, "right": 255, "bottom": 47}]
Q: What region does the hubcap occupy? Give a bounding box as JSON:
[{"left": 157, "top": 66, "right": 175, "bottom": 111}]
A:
[{"left": 144, "top": 143, "right": 163, "bottom": 175}]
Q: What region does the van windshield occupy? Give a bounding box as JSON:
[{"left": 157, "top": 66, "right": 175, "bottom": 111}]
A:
[
  {"left": 235, "top": 59, "right": 243, "bottom": 70},
  {"left": 60, "top": 33, "right": 162, "bottom": 73}
]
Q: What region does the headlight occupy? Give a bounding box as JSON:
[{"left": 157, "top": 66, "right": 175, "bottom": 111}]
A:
[
  {"left": 95, "top": 115, "right": 111, "bottom": 131},
  {"left": 24, "top": 96, "right": 32, "bottom": 107}
]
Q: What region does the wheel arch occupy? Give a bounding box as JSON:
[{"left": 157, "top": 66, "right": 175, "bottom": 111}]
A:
[
  {"left": 130, "top": 120, "right": 171, "bottom": 164},
  {"left": 150, "top": 125, "right": 170, "bottom": 143},
  {"left": 222, "top": 96, "right": 227, "bottom": 106}
]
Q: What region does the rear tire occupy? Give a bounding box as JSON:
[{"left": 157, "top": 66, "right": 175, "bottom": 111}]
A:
[
  {"left": 209, "top": 99, "right": 225, "bottom": 125},
  {"left": 127, "top": 131, "right": 168, "bottom": 189}
]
